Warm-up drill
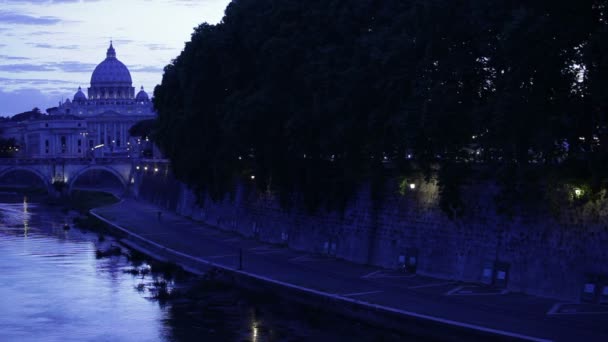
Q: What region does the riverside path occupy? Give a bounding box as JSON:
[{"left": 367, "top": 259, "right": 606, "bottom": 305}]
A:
[{"left": 91, "top": 199, "right": 608, "bottom": 342}]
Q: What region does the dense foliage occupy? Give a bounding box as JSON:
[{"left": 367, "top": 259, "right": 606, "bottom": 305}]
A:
[
  {"left": 154, "top": 0, "right": 608, "bottom": 214},
  {"left": 0, "top": 108, "right": 46, "bottom": 123},
  {"left": 11, "top": 108, "right": 45, "bottom": 122},
  {"left": 129, "top": 119, "right": 157, "bottom": 139},
  {"left": 0, "top": 138, "right": 17, "bottom": 157}
]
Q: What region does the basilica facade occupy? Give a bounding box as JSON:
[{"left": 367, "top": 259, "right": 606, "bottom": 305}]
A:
[{"left": 3, "top": 42, "right": 156, "bottom": 158}]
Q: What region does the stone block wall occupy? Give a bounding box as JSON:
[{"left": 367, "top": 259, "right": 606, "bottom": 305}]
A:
[{"left": 135, "top": 171, "right": 608, "bottom": 301}]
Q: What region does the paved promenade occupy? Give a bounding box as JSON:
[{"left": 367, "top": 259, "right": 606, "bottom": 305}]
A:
[{"left": 92, "top": 199, "right": 608, "bottom": 342}]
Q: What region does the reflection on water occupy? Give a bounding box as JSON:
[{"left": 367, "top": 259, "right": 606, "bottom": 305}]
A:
[
  {"left": 23, "top": 196, "right": 29, "bottom": 237},
  {"left": 0, "top": 196, "right": 409, "bottom": 342},
  {"left": 0, "top": 198, "right": 165, "bottom": 342}
]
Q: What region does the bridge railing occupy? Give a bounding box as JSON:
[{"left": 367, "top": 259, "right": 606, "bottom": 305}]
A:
[
  {"left": 139, "top": 158, "right": 170, "bottom": 164},
  {"left": 0, "top": 157, "right": 145, "bottom": 165}
]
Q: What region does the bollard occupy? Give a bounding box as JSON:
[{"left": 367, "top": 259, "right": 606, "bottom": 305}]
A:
[
  {"left": 494, "top": 261, "right": 510, "bottom": 287},
  {"left": 581, "top": 273, "right": 600, "bottom": 303}
]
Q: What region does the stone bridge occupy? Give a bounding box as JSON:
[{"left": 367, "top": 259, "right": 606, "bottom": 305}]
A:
[{"left": 0, "top": 158, "right": 169, "bottom": 196}]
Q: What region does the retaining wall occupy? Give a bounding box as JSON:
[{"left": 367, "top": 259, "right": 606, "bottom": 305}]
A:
[{"left": 135, "top": 171, "right": 608, "bottom": 301}]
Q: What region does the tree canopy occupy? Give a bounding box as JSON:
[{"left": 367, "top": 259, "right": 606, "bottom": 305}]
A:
[
  {"left": 154, "top": 0, "right": 608, "bottom": 214},
  {"left": 3, "top": 107, "right": 45, "bottom": 122},
  {"left": 129, "top": 119, "right": 157, "bottom": 139}
]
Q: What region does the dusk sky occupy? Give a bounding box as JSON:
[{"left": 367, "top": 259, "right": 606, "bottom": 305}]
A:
[{"left": 0, "top": 0, "right": 231, "bottom": 116}]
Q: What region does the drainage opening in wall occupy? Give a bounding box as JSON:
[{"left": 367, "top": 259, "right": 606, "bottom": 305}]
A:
[
  {"left": 582, "top": 274, "right": 608, "bottom": 304},
  {"left": 481, "top": 260, "right": 510, "bottom": 287},
  {"left": 323, "top": 239, "right": 337, "bottom": 257},
  {"left": 582, "top": 278, "right": 598, "bottom": 303},
  {"left": 405, "top": 248, "right": 418, "bottom": 273},
  {"left": 600, "top": 284, "right": 608, "bottom": 304},
  {"left": 481, "top": 261, "right": 493, "bottom": 285},
  {"left": 494, "top": 261, "right": 510, "bottom": 288},
  {"left": 398, "top": 255, "right": 405, "bottom": 269}
]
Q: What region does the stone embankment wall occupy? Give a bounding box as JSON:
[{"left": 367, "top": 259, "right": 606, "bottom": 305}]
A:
[{"left": 136, "top": 172, "right": 608, "bottom": 301}]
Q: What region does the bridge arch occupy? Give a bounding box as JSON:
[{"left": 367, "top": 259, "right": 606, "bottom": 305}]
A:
[
  {"left": 0, "top": 166, "right": 51, "bottom": 193},
  {"left": 67, "top": 165, "right": 129, "bottom": 195}
]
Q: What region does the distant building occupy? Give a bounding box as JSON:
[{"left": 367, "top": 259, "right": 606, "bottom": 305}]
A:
[{"left": 2, "top": 42, "right": 156, "bottom": 158}]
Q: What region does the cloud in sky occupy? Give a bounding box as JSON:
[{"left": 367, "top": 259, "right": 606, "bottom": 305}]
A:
[
  {"left": 29, "top": 43, "right": 80, "bottom": 50},
  {"left": 0, "top": 77, "right": 84, "bottom": 115},
  {"left": 0, "top": 0, "right": 232, "bottom": 115},
  {"left": 165, "top": 0, "right": 217, "bottom": 7},
  {"left": 0, "top": 55, "right": 30, "bottom": 61},
  {"left": 28, "top": 30, "right": 63, "bottom": 35},
  {"left": 2, "top": 0, "right": 99, "bottom": 4},
  {"left": 0, "top": 76, "right": 74, "bottom": 86},
  {"left": 129, "top": 65, "right": 164, "bottom": 73},
  {"left": 144, "top": 43, "right": 173, "bottom": 51},
  {"left": 0, "top": 64, "right": 55, "bottom": 72},
  {"left": 0, "top": 88, "right": 60, "bottom": 116},
  {"left": 112, "top": 39, "right": 134, "bottom": 45},
  {"left": 0, "top": 61, "right": 97, "bottom": 73},
  {"left": 0, "top": 11, "right": 63, "bottom": 25},
  {"left": 52, "top": 61, "right": 97, "bottom": 72}
]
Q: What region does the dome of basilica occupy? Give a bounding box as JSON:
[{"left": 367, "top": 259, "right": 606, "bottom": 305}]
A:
[
  {"left": 73, "top": 86, "right": 87, "bottom": 102},
  {"left": 135, "top": 86, "right": 149, "bottom": 101},
  {"left": 90, "top": 42, "right": 132, "bottom": 86}
]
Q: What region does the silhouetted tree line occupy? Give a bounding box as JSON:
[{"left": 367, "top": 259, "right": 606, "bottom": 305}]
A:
[
  {"left": 153, "top": 0, "right": 608, "bottom": 215},
  {"left": 0, "top": 108, "right": 43, "bottom": 158},
  {"left": 1, "top": 107, "right": 45, "bottom": 122}
]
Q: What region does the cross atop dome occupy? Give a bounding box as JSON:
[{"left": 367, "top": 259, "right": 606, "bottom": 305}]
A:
[{"left": 107, "top": 41, "right": 116, "bottom": 59}]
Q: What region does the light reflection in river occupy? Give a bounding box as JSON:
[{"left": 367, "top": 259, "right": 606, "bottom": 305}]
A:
[
  {"left": 0, "top": 195, "right": 413, "bottom": 342},
  {"left": 23, "top": 196, "right": 29, "bottom": 237},
  {"left": 252, "top": 321, "right": 259, "bottom": 342},
  {"left": 0, "top": 199, "right": 166, "bottom": 342}
]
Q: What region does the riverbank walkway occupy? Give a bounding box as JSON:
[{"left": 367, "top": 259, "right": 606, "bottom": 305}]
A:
[{"left": 92, "top": 199, "right": 608, "bottom": 342}]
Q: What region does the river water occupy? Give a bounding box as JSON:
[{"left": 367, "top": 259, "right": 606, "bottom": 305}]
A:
[{"left": 0, "top": 196, "right": 411, "bottom": 342}]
